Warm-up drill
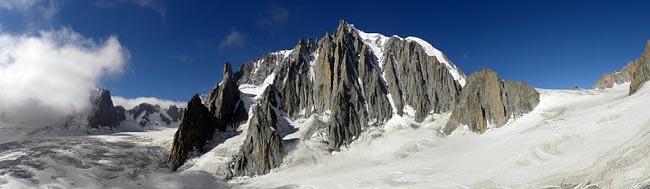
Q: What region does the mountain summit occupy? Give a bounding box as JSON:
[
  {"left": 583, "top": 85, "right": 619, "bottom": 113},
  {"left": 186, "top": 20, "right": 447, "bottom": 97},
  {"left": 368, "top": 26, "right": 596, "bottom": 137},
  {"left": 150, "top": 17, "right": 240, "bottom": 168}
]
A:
[{"left": 166, "top": 20, "right": 538, "bottom": 176}]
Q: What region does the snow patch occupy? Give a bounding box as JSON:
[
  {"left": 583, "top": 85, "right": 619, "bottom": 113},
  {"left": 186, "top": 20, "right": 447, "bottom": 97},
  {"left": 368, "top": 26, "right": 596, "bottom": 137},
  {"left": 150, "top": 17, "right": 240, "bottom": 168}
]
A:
[
  {"left": 272, "top": 49, "right": 293, "bottom": 59},
  {"left": 309, "top": 51, "right": 319, "bottom": 81}
]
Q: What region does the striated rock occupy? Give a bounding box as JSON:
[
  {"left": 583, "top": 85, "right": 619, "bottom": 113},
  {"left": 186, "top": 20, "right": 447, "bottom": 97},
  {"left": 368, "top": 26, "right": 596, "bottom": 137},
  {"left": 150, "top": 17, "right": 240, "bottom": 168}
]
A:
[
  {"left": 443, "top": 69, "right": 539, "bottom": 134},
  {"left": 629, "top": 41, "right": 650, "bottom": 95},
  {"left": 593, "top": 61, "right": 635, "bottom": 89},
  {"left": 228, "top": 20, "right": 463, "bottom": 150},
  {"left": 382, "top": 37, "right": 462, "bottom": 120},
  {"left": 167, "top": 95, "right": 217, "bottom": 171},
  {"left": 88, "top": 89, "right": 121, "bottom": 128},
  {"left": 231, "top": 86, "right": 283, "bottom": 177},
  {"left": 272, "top": 38, "right": 318, "bottom": 117},
  {"left": 207, "top": 63, "right": 248, "bottom": 131}
]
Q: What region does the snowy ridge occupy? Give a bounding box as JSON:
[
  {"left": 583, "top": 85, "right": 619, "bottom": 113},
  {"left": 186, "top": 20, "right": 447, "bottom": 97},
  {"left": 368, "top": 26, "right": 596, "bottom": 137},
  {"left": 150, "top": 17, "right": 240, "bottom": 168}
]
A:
[
  {"left": 271, "top": 49, "right": 293, "bottom": 59},
  {"left": 354, "top": 25, "right": 467, "bottom": 87}
]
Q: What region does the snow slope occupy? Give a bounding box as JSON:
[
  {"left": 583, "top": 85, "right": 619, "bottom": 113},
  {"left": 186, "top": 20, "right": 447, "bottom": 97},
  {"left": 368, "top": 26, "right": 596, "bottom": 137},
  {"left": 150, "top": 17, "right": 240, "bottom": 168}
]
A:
[
  {"left": 355, "top": 26, "right": 466, "bottom": 87},
  {"left": 230, "top": 83, "right": 650, "bottom": 188},
  {"left": 4, "top": 80, "right": 650, "bottom": 188}
]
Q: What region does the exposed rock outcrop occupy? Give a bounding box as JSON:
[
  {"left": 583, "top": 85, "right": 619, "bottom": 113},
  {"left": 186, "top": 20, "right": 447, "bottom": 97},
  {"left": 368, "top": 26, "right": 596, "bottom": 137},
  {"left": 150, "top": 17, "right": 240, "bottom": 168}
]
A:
[
  {"left": 114, "top": 106, "right": 126, "bottom": 123},
  {"left": 443, "top": 69, "right": 539, "bottom": 134},
  {"left": 382, "top": 36, "right": 463, "bottom": 120},
  {"left": 169, "top": 20, "right": 470, "bottom": 173},
  {"left": 167, "top": 95, "right": 217, "bottom": 171},
  {"left": 593, "top": 62, "right": 635, "bottom": 89},
  {"left": 88, "top": 89, "right": 122, "bottom": 128},
  {"left": 207, "top": 63, "right": 248, "bottom": 131},
  {"left": 630, "top": 41, "right": 650, "bottom": 95},
  {"left": 231, "top": 86, "right": 283, "bottom": 177},
  {"left": 216, "top": 20, "right": 463, "bottom": 150},
  {"left": 272, "top": 38, "right": 318, "bottom": 117},
  {"left": 166, "top": 105, "right": 184, "bottom": 122}
]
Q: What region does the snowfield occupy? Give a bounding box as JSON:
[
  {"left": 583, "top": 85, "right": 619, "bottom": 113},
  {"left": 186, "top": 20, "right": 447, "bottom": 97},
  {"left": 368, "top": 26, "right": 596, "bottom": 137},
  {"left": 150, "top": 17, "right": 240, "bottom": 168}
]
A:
[
  {"left": 2, "top": 84, "right": 650, "bottom": 188},
  {"left": 230, "top": 83, "right": 650, "bottom": 188}
]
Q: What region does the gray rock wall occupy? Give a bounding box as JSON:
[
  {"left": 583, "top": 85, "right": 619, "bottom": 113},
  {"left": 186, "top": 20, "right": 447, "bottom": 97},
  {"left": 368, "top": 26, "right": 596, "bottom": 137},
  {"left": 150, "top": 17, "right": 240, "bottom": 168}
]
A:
[
  {"left": 88, "top": 89, "right": 121, "bottom": 128},
  {"left": 231, "top": 86, "right": 283, "bottom": 177},
  {"left": 167, "top": 95, "right": 217, "bottom": 171},
  {"left": 444, "top": 69, "right": 539, "bottom": 134}
]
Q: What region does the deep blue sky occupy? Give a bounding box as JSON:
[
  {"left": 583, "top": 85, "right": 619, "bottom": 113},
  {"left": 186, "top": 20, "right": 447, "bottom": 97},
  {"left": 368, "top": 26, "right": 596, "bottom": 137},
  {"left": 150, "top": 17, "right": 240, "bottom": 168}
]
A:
[{"left": 2, "top": 0, "right": 649, "bottom": 101}]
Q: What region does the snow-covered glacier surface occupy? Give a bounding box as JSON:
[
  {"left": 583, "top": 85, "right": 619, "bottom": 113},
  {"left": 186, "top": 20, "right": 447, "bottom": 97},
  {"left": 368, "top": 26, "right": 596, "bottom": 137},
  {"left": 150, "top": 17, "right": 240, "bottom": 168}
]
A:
[
  {"left": 2, "top": 84, "right": 650, "bottom": 188},
  {"left": 233, "top": 84, "right": 650, "bottom": 188}
]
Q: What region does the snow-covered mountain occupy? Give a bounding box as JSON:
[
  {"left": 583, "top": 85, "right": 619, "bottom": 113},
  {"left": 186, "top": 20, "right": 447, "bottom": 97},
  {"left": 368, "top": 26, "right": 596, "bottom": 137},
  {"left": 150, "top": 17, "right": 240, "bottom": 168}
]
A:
[
  {"left": 3, "top": 21, "right": 650, "bottom": 189},
  {"left": 166, "top": 19, "right": 539, "bottom": 181}
]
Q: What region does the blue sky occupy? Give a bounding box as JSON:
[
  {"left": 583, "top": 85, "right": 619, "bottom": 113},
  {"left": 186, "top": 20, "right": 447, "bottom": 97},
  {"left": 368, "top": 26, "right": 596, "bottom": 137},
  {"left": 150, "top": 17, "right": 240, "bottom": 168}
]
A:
[{"left": 1, "top": 0, "right": 649, "bottom": 101}]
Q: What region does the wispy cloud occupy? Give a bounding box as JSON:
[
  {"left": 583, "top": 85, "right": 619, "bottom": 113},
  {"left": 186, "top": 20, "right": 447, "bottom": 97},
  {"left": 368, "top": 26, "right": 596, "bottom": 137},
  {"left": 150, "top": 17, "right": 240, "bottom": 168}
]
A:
[
  {"left": 0, "top": 0, "right": 64, "bottom": 22},
  {"left": 256, "top": 4, "right": 289, "bottom": 29},
  {"left": 0, "top": 28, "right": 129, "bottom": 127},
  {"left": 218, "top": 29, "right": 246, "bottom": 52},
  {"left": 95, "top": 0, "right": 166, "bottom": 18}
]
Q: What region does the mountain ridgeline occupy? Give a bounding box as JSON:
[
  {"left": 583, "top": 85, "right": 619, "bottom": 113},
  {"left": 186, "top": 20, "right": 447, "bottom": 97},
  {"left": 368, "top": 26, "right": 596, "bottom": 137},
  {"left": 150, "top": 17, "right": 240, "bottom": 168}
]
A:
[
  {"left": 592, "top": 41, "right": 650, "bottom": 95},
  {"left": 88, "top": 89, "right": 184, "bottom": 129},
  {"left": 166, "top": 20, "right": 540, "bottom": 176}
]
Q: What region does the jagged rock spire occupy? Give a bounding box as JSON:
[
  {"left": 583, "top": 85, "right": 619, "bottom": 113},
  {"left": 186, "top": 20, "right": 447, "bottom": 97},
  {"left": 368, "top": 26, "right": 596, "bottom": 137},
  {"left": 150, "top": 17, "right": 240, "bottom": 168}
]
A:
[
  {"left": 207, "top": 62, "right": 247, "bottom": 131},
  {"left": 88, "top": 89, "right": 123, "bottom": 128},
  {"left": 167, "top": 94, "right": 216, "bottom": 171},
  {"left": 231, "top": 86, "right": 283, "bottom": 177}
]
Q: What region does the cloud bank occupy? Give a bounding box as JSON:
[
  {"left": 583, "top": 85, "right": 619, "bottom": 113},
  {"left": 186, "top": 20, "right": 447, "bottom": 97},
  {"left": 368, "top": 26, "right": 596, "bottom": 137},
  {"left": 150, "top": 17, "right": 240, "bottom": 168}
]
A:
[
  {"left": 111, "top": 96, "right": 186, "bottom": 110},
  {"left": 0, "top": 28, "right": 128, "bottom": 126}
]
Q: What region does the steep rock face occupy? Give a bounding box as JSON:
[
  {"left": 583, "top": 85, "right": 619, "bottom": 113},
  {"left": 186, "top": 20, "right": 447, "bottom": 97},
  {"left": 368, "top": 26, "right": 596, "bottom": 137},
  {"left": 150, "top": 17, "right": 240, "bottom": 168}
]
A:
[
  {"left": 236, "top": 52, "right": 288, "bottom": 86},
  {"left": 166, "top": 105, "right": 184, "bottom": 122},
  {"left": 630, "top": 41, "right": 650, "bottom": 95},
  {"left": 312, "top": 22, "right": 391, "bottom": 149},
  {"left": 226, "top": 20, "right": 463, "bottom": 150},
  {"left": 207, "top": 63, "right": 248, "bottom": 131},
  {"left": 231, "top": 86, "right": 283, "bottom": 177},
  {"left": 88, "top": 89, "right": 121, "bottom": 128},
  {"left": 114, "top": 106, "right": 126, "bottom": 123},
  {"left": 272, "top": 38, "right": 318, "bottom": 117},
  {"left": 593, "top": 62, "right": 635, "bottom": 89},
  {"left": 167, "top": 95, "right": 217, "bottom": 171},
  {"left": 443, "top": 69, "right": 539, "bottom": 134},
  {"left": 382, "top": 37, "right": 462, "bottom": 120}
]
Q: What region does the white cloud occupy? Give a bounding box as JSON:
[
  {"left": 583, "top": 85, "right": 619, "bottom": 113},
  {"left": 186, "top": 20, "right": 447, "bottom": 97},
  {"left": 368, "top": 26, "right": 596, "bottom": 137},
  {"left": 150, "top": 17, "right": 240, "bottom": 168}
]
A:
[
  {"left": 0, "top": 28, "right": 129, "bottom": 127},
  {"left": 111, "top": 96, "right": 186, "bottom": 110},
  {"left": 218, "top": 29, "right": 246, "bottom": 52},
  {"left": 0, "top": 0, "right": 38, "bottom": 10}
]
